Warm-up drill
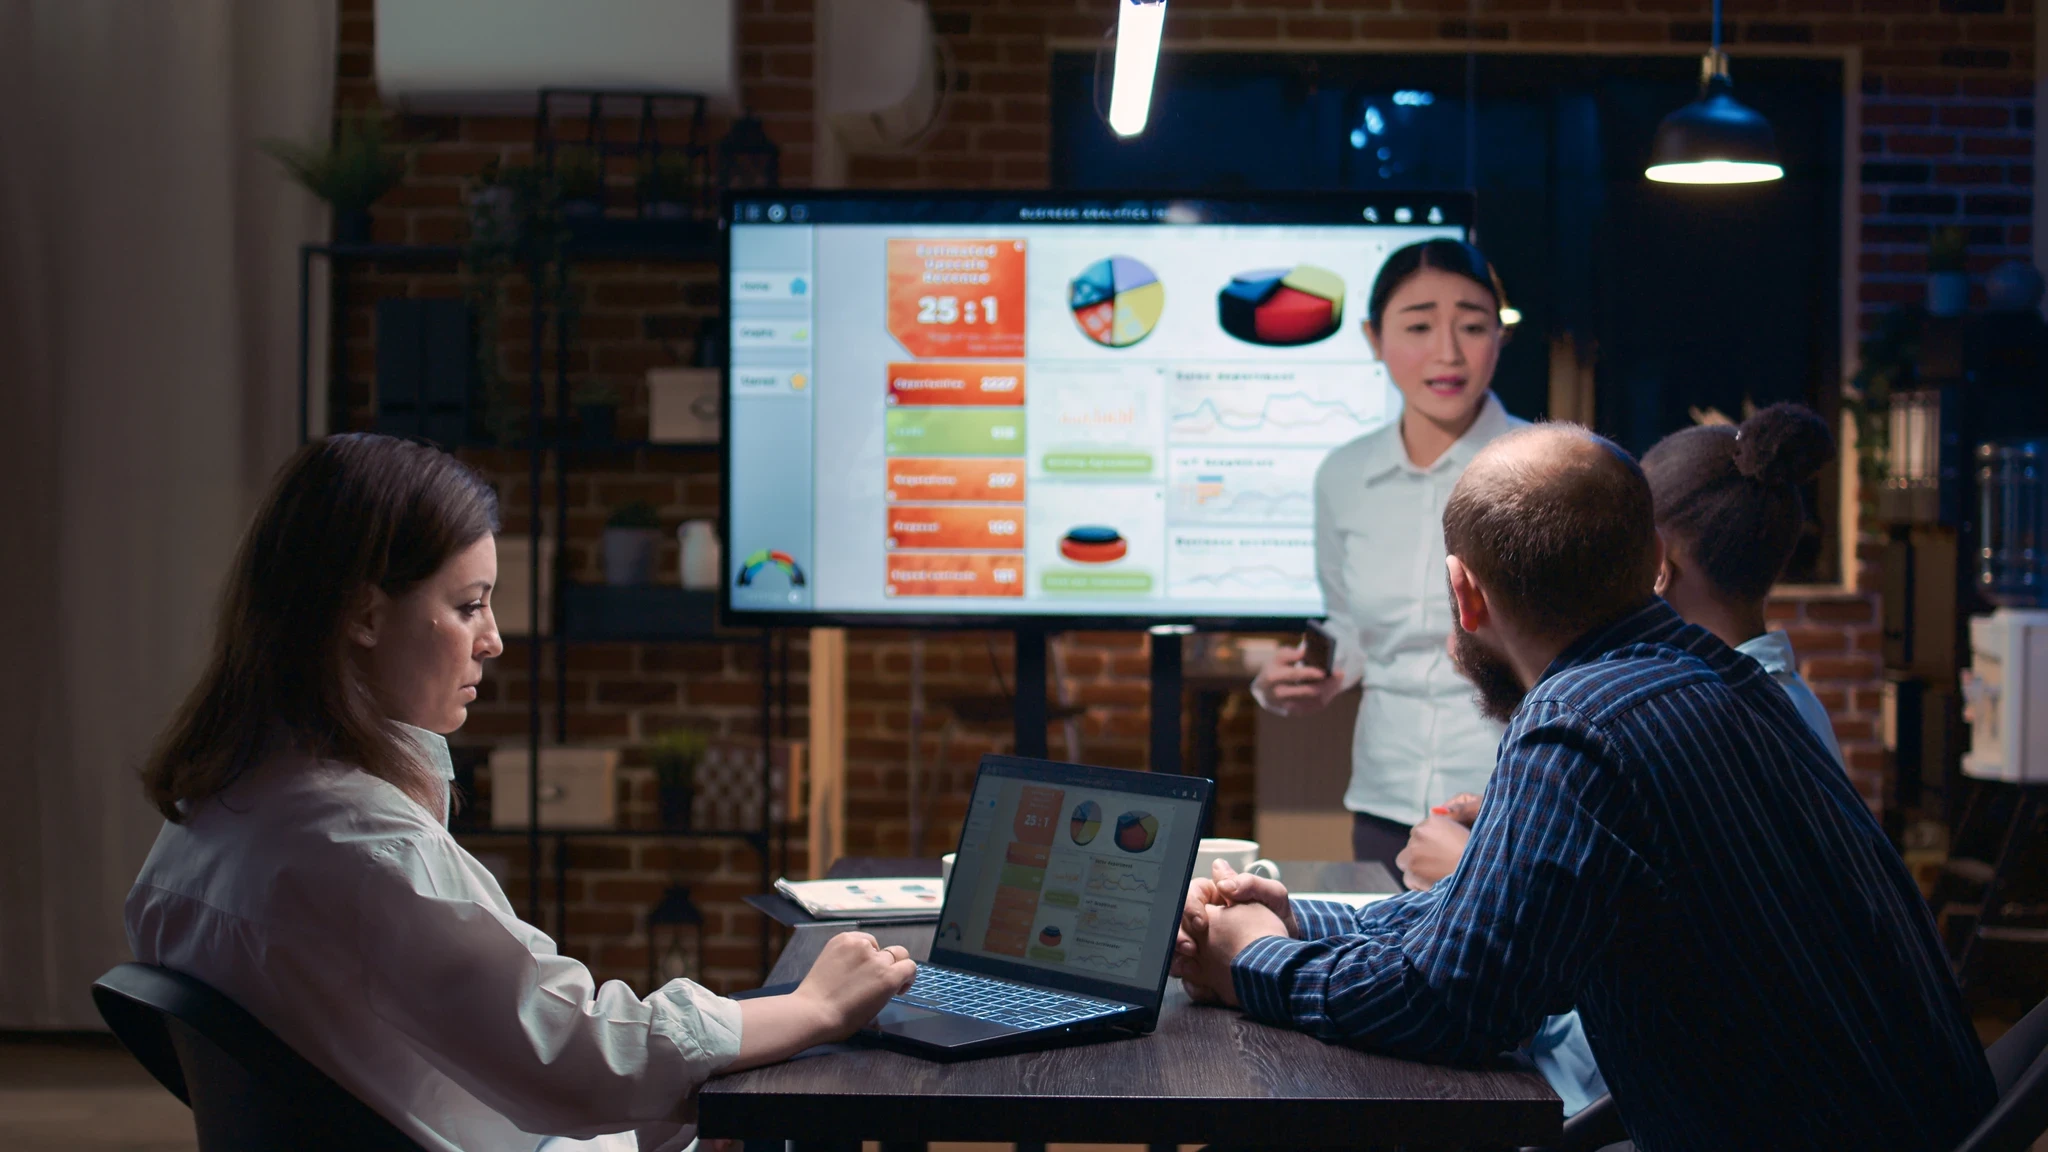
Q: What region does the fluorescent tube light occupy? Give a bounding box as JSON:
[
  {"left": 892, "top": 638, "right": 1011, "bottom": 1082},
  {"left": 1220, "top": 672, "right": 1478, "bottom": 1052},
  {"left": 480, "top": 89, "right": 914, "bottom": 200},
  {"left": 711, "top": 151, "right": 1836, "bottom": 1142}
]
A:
[{"left": 1108, "top": 0, "right": 1166, "bottom": 138}]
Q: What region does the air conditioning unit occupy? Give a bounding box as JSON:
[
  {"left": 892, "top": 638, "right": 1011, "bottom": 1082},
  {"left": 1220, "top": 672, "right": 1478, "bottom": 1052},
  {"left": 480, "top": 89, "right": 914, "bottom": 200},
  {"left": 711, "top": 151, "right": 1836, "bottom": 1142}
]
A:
[
  {"left": 376, "top": 0, "right": 737, "bottom": 113},
  {"left": 821, "top": 0, "right": 943, "bottom": 152}
]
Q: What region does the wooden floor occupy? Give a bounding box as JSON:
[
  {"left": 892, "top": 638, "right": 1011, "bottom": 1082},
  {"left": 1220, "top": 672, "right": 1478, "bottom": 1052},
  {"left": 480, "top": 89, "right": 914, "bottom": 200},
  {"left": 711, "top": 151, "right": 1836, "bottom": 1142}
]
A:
[{"left": 0, "top": 1034, "right": 196, "bottom": 1152}]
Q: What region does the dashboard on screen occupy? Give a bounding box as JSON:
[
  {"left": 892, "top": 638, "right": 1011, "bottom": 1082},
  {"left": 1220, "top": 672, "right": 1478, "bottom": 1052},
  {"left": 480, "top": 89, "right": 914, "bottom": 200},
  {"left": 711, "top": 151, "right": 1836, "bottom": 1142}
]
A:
[{"left": 722, "top": 192, "right": 1468, "bottom": 627}]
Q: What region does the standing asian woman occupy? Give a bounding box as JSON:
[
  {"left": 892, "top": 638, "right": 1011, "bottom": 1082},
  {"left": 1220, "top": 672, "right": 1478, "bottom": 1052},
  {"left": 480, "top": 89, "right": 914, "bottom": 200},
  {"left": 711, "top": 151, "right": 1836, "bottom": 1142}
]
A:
[
  {"left": 128, "top": 434, "right": 915, "bottom": 1152},
  {"left": 1250, "top": 240, "right": 1528, "bottom": 873}
]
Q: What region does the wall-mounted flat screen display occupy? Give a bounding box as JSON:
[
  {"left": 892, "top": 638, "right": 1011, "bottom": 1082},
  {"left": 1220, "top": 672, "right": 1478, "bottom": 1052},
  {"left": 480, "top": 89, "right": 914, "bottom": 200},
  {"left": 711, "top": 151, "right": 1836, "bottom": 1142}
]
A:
[{"left": 723, "top": 192, "right": 1467, "bottom": 627}]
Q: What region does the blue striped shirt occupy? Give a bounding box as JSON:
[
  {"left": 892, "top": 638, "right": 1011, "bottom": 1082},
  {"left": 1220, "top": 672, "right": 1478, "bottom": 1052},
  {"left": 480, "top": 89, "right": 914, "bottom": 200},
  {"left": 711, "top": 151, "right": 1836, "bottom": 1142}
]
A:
[{"left": 1231, "top": 599, "right": 1994, "bottom": 1152}]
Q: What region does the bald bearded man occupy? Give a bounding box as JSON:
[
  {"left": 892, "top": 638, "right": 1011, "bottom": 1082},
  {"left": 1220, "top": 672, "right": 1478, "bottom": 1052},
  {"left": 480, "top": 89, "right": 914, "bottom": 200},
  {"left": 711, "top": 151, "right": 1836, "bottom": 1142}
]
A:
[{"left": 1173, "top": 426, "right": 1992, "bottom": 1152}]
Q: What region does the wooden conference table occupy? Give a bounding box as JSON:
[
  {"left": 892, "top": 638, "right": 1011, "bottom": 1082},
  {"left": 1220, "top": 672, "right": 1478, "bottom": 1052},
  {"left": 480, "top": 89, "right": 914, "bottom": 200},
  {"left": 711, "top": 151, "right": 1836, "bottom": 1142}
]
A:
[{"left": 701, "top": 860, "right": 1561, "bottom": 1151}]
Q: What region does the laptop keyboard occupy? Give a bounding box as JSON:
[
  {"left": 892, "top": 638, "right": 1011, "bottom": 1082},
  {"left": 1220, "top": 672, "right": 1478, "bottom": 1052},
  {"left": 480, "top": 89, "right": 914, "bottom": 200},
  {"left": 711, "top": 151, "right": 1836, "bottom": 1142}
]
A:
[{"left": 897, "top": 965, "right": 1125, "bottom": 1028}]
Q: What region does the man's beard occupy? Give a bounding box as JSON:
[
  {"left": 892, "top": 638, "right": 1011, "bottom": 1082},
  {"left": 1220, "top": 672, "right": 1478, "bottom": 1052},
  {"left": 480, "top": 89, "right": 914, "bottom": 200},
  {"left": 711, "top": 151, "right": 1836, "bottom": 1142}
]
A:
[{"left": 1449, "top": 610, "right": 1527, "bottom": 724}]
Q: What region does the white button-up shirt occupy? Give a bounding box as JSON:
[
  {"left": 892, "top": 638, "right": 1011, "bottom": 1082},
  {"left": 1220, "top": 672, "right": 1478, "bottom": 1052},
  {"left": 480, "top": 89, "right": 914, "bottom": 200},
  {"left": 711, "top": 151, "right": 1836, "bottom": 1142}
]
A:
[
  {"left": 1257, "top": 394, "right": 1526, "bottom": 826},
  {"left": 125, "top": 730, "right": 741, "bottom": 1152}
]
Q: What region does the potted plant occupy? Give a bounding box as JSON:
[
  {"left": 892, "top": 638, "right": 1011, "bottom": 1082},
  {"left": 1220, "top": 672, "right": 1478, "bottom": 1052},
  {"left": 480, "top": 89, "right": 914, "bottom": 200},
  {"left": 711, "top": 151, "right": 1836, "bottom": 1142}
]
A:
[
  {"left": 647, "top": 728, "right": 707, "bottom": 830},
  {"left": 572, "top": 380, "right": 620, "bottom": 445},
  {"left": 603, "top": 501, "right": 663, "bottom": 585},
  {"left": 554, "top": 147, "right": 605, "bottom": 218},
  {"left": 262, "top": 109, "right": 408, "bottom": 245},
  {"left": 637, "top": 151, "right": 702, "bottom": 220},
  {"left": 1928, "top": 225, "right": 1970, "bottom": 318}
]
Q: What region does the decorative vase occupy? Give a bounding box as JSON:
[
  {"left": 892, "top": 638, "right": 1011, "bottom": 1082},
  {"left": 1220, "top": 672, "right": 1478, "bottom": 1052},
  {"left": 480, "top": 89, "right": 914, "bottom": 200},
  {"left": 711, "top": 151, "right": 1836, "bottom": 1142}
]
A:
[
  {"left": 577, "top": 403, "right": 616, "bottom": 445},
  {"left": 657, "top": 782, "right": 694, "bottom": 830},
  {"left": 601, "top": 527, "right": 661, "bottom": 585},
  {"left": 1928, "top": 271, "right": 1970, "bottom": 318},
  {"left": 679, "top": 520, "right": 720, "bottom": 590}
]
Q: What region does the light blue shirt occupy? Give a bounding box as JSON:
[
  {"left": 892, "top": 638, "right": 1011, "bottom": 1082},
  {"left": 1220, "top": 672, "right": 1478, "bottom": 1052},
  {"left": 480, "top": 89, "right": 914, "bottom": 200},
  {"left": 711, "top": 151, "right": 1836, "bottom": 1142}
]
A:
[{"left": 1529, "top": 628, "right": 1845, "bottom": 1115}]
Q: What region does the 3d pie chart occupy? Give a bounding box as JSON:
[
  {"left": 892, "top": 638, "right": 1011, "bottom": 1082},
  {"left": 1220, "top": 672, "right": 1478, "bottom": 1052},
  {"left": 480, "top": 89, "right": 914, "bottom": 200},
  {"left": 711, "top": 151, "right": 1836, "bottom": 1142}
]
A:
[
  {"left": 1115, "top": 810, "right": 1159, "bottom": 854},
  {"left": 1218, "top": 265, "right": 1347, "bottom": 346},
  {"left": 1038, "top": 925, "right": 1064, "bottom": 947},
  {"left": 1070, "top": 800, "right": 1103, "bottom": 845},
  {"left": 1070, "top": 256, "right": 1165, "bottom": 348},
  {"left": 1060, "top": 526, "right": 1127, "bottom": 564}
]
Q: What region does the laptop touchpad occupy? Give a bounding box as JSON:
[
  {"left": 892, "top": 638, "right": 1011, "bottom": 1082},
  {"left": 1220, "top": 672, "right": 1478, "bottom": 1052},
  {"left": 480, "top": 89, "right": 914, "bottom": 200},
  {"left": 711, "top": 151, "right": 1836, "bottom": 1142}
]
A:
[{"left": 875, "top": 999, "right": 1017, "bottom": 1043}]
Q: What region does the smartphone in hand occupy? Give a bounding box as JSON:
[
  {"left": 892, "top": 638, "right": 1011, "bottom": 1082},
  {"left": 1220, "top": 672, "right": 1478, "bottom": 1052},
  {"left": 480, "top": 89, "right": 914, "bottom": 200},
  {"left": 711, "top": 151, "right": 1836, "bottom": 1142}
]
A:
[{"left": 1300, "top": 619, "right": 1337, "bottom": 675}]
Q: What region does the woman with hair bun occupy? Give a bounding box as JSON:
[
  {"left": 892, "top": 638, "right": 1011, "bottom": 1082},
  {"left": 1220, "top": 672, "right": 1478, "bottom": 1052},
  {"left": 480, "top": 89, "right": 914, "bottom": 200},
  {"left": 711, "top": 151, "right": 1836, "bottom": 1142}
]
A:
[
  {"left": 1250, "top": 239, "right": 1531, "bottom": 873},
  {"left": 1641, "top": 401, "right": 1845, "bottom": 769}
]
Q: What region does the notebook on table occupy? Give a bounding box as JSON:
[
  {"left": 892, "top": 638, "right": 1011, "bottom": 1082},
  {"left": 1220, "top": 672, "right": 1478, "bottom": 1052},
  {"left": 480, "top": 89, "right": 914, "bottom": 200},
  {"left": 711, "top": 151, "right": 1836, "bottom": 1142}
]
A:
[
  {"left": 771, "top": 877, "right": 944, "bottom": 922},
  {"left": 864, "top": 753, "right": 1212, "bottom": 1059}
]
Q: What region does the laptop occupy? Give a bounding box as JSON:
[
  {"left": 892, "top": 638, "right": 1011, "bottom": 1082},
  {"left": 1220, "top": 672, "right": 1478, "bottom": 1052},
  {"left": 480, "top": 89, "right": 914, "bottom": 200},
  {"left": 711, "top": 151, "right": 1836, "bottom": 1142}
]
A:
[{"left": 866, "top": 753, "right": 1213, "bottom": 1059}]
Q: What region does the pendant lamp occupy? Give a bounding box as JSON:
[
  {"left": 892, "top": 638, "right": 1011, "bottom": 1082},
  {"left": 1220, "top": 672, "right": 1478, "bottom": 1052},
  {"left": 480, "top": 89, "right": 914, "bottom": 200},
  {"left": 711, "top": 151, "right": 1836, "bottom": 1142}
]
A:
[{"left": 1645, "top": 0, "right": 1783, "bottom": 185}]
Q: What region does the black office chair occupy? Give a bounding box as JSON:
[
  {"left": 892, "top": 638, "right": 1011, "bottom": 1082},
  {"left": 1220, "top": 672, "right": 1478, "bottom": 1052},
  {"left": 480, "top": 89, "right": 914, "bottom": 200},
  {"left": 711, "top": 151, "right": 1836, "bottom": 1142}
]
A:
[
  {"left": 1529, "top": 993, "right": 2048, "bottom": 1152},
  {"left": 92, "top": 962, "right": 428, "bottom": 1152}
]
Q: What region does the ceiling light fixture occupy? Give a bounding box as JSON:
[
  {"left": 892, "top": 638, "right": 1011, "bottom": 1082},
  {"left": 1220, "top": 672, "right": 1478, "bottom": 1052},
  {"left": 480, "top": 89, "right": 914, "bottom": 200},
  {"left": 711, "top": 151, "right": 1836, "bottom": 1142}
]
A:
[
  {"left": 1107, "top": 0, "right": 1167, "bottom": 138},
  {"left": 1645, "top": 0, "right": 1783, "bottom": 185}
]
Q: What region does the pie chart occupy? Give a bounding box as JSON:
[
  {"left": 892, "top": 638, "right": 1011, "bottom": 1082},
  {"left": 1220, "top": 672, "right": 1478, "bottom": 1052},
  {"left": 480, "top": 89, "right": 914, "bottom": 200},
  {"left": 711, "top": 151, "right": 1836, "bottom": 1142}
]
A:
[
  {"left": 1218, "top": 265, "right": 1347, "bottom": 346},
  {"left": 1070, "top": 256, "right": 1165, "bottom": 348},
  {"left": 1069, "top": 800, "right": 1103, "bottom": 845},
  {"left": 1114, "top": 810, "right": 1159, "bottom": 854}
]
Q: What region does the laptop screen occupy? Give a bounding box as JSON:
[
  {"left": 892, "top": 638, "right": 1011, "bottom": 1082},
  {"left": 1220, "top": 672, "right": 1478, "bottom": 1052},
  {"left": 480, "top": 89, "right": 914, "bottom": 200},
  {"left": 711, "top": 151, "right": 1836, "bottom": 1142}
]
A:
[{"left": 932, "top": 755, "right": 1210, "bottom": 1000}]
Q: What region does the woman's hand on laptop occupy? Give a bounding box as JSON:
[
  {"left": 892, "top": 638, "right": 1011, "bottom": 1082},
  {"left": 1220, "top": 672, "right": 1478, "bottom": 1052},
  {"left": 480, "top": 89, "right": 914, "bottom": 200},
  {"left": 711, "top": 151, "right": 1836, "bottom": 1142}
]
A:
[
  {"left": 798, "top": 931, "right": 918, "bottom": 1036},
  {"left": 729, "top": 932, "right": 917, "bottom": 1071}
]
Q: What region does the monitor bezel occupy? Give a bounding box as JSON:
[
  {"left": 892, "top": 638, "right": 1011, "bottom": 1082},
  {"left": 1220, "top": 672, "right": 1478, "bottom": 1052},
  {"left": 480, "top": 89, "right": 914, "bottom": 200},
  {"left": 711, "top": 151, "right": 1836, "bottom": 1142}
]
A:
[{"left": 718, "top": 188, "right": 1475, "bottom": 631}]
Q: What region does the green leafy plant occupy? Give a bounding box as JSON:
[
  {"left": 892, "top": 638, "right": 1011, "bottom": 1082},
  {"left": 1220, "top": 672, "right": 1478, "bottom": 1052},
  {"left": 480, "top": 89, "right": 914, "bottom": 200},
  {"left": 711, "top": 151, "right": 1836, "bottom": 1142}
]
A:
[
  {"left": 607, "top": 500, "right": 661, "bottom": 530},
  {"left": 1842, "top": 306, "right": 1926, "bottom": 492},
  {"left": 261, "top": 109, "right": 407, "bottom": 212},
  {"left": 1929, "top": 225, "right": 1969, "bottom": 274},
  {"left": 647, "top": 728, "right": 708, "bottom": 792}
]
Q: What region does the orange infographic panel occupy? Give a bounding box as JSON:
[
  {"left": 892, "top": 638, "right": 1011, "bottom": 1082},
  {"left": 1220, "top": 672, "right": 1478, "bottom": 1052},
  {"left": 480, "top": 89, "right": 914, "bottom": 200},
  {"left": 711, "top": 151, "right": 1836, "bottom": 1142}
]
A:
[
  {"left": 983, "top": 885, "right": 1040, "bottom": 956},
  {"left": 886, "top": 505, "right": 1026, "bottom": 551},
  {"left": 885, "top": 239, "right": 1027, "bottom": 359},
  {"left": 1013, "top": 785, "right": 1063, "bottom": 844},
  {"left": 883, "top": 553, "right": 1025, "bottom": 598},
  {"left": 887, "top": 362, "right": 1026, "bottom": 407},
  {"left": 885, "top": 458, "right": 1026, "bottom": 504}
]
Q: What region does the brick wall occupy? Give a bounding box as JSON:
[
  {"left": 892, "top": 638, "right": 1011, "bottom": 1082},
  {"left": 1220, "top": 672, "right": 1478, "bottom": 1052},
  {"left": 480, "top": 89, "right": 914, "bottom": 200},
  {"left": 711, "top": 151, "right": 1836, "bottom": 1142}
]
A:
[{"left": 333, "top": 0, "right": 2018, "bottom": 990}]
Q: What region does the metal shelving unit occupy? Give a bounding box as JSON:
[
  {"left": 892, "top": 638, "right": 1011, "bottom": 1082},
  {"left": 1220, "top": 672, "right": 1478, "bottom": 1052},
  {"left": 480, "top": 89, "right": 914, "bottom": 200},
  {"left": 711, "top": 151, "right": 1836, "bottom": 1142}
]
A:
[{"left": 294, "top": 235, "right": 787, "bottom": 978}]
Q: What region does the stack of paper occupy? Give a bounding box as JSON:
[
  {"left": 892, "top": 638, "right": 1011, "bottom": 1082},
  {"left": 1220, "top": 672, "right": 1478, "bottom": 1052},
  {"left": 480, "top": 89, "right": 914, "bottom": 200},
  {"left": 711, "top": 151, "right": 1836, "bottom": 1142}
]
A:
[{"left": 772, "top": 877, "right": 945, "bottom": 922}]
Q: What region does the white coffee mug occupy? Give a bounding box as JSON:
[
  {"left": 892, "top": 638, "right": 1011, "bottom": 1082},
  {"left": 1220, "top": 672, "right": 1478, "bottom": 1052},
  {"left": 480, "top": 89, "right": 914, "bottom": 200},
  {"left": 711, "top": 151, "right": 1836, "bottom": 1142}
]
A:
[
  {"left": 1194, "top": 838, "right": 1279, "bottom": 882},
  {"left": 941, "top": 852, "right": 957, "bottom": 889}
]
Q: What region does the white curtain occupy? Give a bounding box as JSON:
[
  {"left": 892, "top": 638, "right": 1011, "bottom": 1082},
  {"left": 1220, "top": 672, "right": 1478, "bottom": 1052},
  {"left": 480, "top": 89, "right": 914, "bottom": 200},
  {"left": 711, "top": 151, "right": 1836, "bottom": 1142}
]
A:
[{"left": 0, "top": 0, "right": 336, "bottom": 1027}]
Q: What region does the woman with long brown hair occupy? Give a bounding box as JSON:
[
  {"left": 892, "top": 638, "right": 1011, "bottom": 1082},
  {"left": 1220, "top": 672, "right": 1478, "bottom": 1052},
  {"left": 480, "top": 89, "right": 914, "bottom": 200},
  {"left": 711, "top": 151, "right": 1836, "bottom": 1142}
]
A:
[{"left": 130, "top": 434, "right": 913, "bottom": 1152}]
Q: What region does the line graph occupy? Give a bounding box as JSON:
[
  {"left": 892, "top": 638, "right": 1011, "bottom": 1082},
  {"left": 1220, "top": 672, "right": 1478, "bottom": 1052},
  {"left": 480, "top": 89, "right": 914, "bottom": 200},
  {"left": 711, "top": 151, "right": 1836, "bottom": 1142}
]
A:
[
  {"left": 1168, "top": 372, "right": 1391, "bottom": 448},
  {"left": 1168, "top": 447, "right": 1322, "bottom": 526},
  {"left": 1078, "top": 906, "right": 1151, "bottom": 939},
  {"left": 1168, "top": 530, "right": 1318, "bottom": 602},
  {"left": 1083, "top": 858, "right": 1160, "bottom": 897},
  {"left": 1068, "top": 948, "right": 1142, "bottom": 975}
]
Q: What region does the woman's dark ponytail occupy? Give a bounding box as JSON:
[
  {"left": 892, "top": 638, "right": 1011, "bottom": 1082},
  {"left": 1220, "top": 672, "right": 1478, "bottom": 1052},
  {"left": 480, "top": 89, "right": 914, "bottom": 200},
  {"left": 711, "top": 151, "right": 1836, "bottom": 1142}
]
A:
[
  {"left": 1643, "top": 403, "right": 1836, "bottom": 602},
  {"left": 1733, "top": 403, "right": 1835, "bottom": 490}
]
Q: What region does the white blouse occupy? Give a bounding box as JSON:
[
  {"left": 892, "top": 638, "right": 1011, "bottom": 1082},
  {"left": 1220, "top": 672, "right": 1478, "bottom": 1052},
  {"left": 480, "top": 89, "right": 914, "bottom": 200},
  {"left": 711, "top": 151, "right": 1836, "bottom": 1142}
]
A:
[
  {"left": 125, "top": 728, "right": 742, "bottom": 1152},
  {"left": 1255, "top": 394, "right": 1526, "bottom": 826}
]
